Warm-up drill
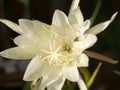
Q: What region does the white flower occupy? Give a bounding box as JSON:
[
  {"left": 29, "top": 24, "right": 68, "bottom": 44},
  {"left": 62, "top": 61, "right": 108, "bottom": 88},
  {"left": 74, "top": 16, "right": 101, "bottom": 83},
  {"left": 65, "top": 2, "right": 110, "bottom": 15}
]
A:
[{"left": 0, "top": 7, "right": 117, "bottom": 90}]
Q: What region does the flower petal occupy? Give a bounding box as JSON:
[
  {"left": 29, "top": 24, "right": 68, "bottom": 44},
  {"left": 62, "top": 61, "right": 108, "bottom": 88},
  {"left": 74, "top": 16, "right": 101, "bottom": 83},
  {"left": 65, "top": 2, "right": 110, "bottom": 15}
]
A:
[
  {"left": 40, "top": 66, "right": 63, "bottom": 87},
  {"left": 24, "top": 55, "right": 63, "bottom": 81},
  {"left": 52, "top": 10, "right": 69, "bottom": 27},
  {"left": 19, "top": 19, "right": 50, "bottom": 34},
  {"left": 41, "top": 75, "right": 59, "bottom": 88},
  {"left": 81, "top": 34, "right": 97, "bottom": 49},
  {"left": 77, "top": 53, "right": 89, "bottom": 67},
  {"left": 47, "top": 77, "right": 65, "bottom": 90},
  {"left": 73, "top": 34, "right": 97, "bottom": 54},
  {"left": 0, "top": 47, "right": 34, "bottom": 59},
  {"left": 63, "top": 65, "right": 79, "bottom": 82},
  {"left": 14, "top": 35, "right": 33, "bottom": 46},
  {"left": 19, "top": 19, "right": 35, "bottom": 34},
  {"left": 76, "top": 20, "right": 90, "bottom": 34},
  {"left": 23, "top": 55, "right": 43, "bottom": 81},
  {"left": 68, "top": 7, "right": 84, "bottom": 25},
  {"left": 85, "top": 12, "right": 118, "bottom": 35},
  {"left": 80, "top": 20, "right": 90, "bottom": 33},
  {"left": 0, "top": 19, "right": 23, "bottom": 34}
]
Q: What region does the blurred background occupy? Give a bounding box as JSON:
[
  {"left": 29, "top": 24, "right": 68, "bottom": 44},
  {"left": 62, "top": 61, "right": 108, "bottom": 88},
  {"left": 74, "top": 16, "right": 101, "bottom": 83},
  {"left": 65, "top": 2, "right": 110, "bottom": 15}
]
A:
[{"left": 0, "top": 0, "right": 120, "bottom": 90}]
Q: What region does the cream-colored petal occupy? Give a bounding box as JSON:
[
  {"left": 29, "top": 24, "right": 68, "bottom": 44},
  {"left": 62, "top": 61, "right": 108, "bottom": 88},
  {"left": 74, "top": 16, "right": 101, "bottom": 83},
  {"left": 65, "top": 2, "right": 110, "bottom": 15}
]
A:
[
  {"left": 0, "top": 47, "right": 34, "bottom": 59},
  {"left": 81, "top": 20, "right": 90, "bottom": 33},
  {"left": 73, "top": 34, "right": 97, "bottom": 54},
  {"left": 85, "top": 12, "right": 118, "bottom": 35},
  {"left": 77, "top": 53, "right": 89, "bottom": 67},
  {"left": 68, "top": 7, "right": 84, "bottom": 25},
  {"left": 19, "top": 19, "right": 50, "bottom": 34},
  {"left": 24, "top": 55, "right": 63, "bottom": 81},
  {"left": 40, "top": 67, "right": 63, "bottom": 87},
  {"left": 0, "top": 19, "right": 23, "bottom": 34},
  {"left": 47, "top": 77, "right": 65, "bottom": 90},
  {"left": 41, "top": 64, "right": 63, "bottom": 78},
  {"left": 23, "top": 55, "right": 43, "bottom": 81},
  {"left": 52, "top": 10, "right": 69, "bottom": 27},
  {"left": 63, "top": 65, "right": 79, "bottom": 82},
  {"left": 41, "top": 76, "right": 59, "bottom": 88},
  {"left": 19, "top": 19, "right": 35, "bottom": 34},
  {"left": 32, "top": 20, "right": 50, "bottom": 30},
  {"left": 77, "top": 20, "right": 90, "bottom": 34},
  {"left": 81, "top": 34, "right": 97, "bottom": 49},
  {"left": 14, "top": 35, "right": 33, "bottom": 46},
  {"left": 40, "top": 75, "right": 62, "bottom": 89}
]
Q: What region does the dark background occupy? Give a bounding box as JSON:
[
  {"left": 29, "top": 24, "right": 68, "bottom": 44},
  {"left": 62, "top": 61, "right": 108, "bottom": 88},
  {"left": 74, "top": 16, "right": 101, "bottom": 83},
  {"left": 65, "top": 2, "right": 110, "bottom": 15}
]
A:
[{"left": 0, "top": 0, "right": 120, "bottom": 90}]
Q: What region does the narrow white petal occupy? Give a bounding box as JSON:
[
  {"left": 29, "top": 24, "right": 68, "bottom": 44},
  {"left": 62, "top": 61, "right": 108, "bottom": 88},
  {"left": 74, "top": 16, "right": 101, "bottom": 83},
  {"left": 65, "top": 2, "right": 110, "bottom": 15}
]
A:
[
  {"left": 47, "top": 77, "right": 65, "bottom": 90},
  {"left": 0, "top": 19, "right": 23, "bottom": 34},
  {"left": 52, "top": 10, "right": 69, "bottom": 27},
  {"left": 0, "top": 47, "right": 34, "bottom": 59},
  {"left": 86, "top": 12, "right": 118, "bottom": 35},
  {"left": 68, "top": 7, "right": 84, "bottom": 25},
  {"left": 63, "top": 65, "right": 79, "bottom": 81},
  {"left": 23, "top": 55, "right": 43, "bottom": 81},
  {"left": 77, "top": 53, "right": 89, "bottom": 67}
]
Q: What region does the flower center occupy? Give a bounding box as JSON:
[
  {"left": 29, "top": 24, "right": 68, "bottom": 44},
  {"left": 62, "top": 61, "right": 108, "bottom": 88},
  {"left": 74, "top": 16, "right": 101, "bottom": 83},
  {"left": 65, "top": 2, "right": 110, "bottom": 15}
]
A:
[{"left": 40, "top": 40, "right": 73, "bottom": 66}]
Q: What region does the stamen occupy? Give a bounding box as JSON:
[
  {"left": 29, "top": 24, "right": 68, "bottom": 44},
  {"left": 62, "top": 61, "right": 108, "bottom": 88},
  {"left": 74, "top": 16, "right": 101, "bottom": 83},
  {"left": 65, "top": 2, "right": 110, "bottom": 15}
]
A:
[{"left": 40, "top": 40, "right": 64, "bottom": 65}]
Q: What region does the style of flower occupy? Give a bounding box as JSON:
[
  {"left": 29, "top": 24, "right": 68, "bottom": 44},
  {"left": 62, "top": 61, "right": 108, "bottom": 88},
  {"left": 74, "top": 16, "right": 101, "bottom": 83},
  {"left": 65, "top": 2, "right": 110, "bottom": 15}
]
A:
[{"left": 0, "top": 7, "right": 117, "bottom": 90}]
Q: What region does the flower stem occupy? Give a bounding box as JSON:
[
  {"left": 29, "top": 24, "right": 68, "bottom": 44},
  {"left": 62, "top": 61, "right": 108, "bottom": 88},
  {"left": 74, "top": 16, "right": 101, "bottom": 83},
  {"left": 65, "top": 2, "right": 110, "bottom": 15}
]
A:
[
  {"left": 69, "top": 0, "right": 80, "bottom": 14},
  {"left": 87, "top": 62, "right": 102, "bottom": 89},
  {"left": 90, "top": 0, "right": 102, "bottom": 26}
]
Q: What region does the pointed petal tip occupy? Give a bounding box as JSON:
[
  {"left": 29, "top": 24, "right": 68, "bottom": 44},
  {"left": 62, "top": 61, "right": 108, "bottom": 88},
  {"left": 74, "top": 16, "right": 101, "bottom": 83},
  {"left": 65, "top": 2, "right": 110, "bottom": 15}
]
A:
[
  {"left": 52, "top": 9, "right": 69, "bottom": 27},
  {"left": 18, "top": 19, "right": 30, "bottom": 23},
  {"left": 0, "top": 19, "right": 23, "bottom": 34},
  {"left": 110, "top": 12, "right": 118, "bottom": 22},
  {"left": 85, "top": 12, "right": 118, "bottom": 35},
  {"left": 112, "top": 60, "right": 119, "bottom": 64}
]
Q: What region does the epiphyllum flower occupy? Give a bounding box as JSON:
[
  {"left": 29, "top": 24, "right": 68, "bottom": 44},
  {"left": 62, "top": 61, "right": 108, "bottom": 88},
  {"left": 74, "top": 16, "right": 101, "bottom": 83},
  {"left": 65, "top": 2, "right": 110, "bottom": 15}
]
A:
[{"left": 0, "top": 7, "right": 117, "bottom": 90}]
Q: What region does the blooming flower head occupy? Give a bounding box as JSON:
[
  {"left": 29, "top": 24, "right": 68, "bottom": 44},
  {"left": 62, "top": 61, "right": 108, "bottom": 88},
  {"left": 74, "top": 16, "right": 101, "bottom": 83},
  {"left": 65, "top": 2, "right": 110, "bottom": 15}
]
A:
[{"left": 0, "top": 7, "right": 117, "bottom": 90}]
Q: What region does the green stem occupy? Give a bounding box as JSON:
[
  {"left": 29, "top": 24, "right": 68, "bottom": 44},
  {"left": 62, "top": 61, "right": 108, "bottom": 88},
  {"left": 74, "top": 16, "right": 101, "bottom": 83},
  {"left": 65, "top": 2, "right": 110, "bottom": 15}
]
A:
[
  {"left": 87, "top": 62, "right": 102, "bottom": 89},
  {"left": 90, "top": 0, "right": 102, "bottom": 26}
]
